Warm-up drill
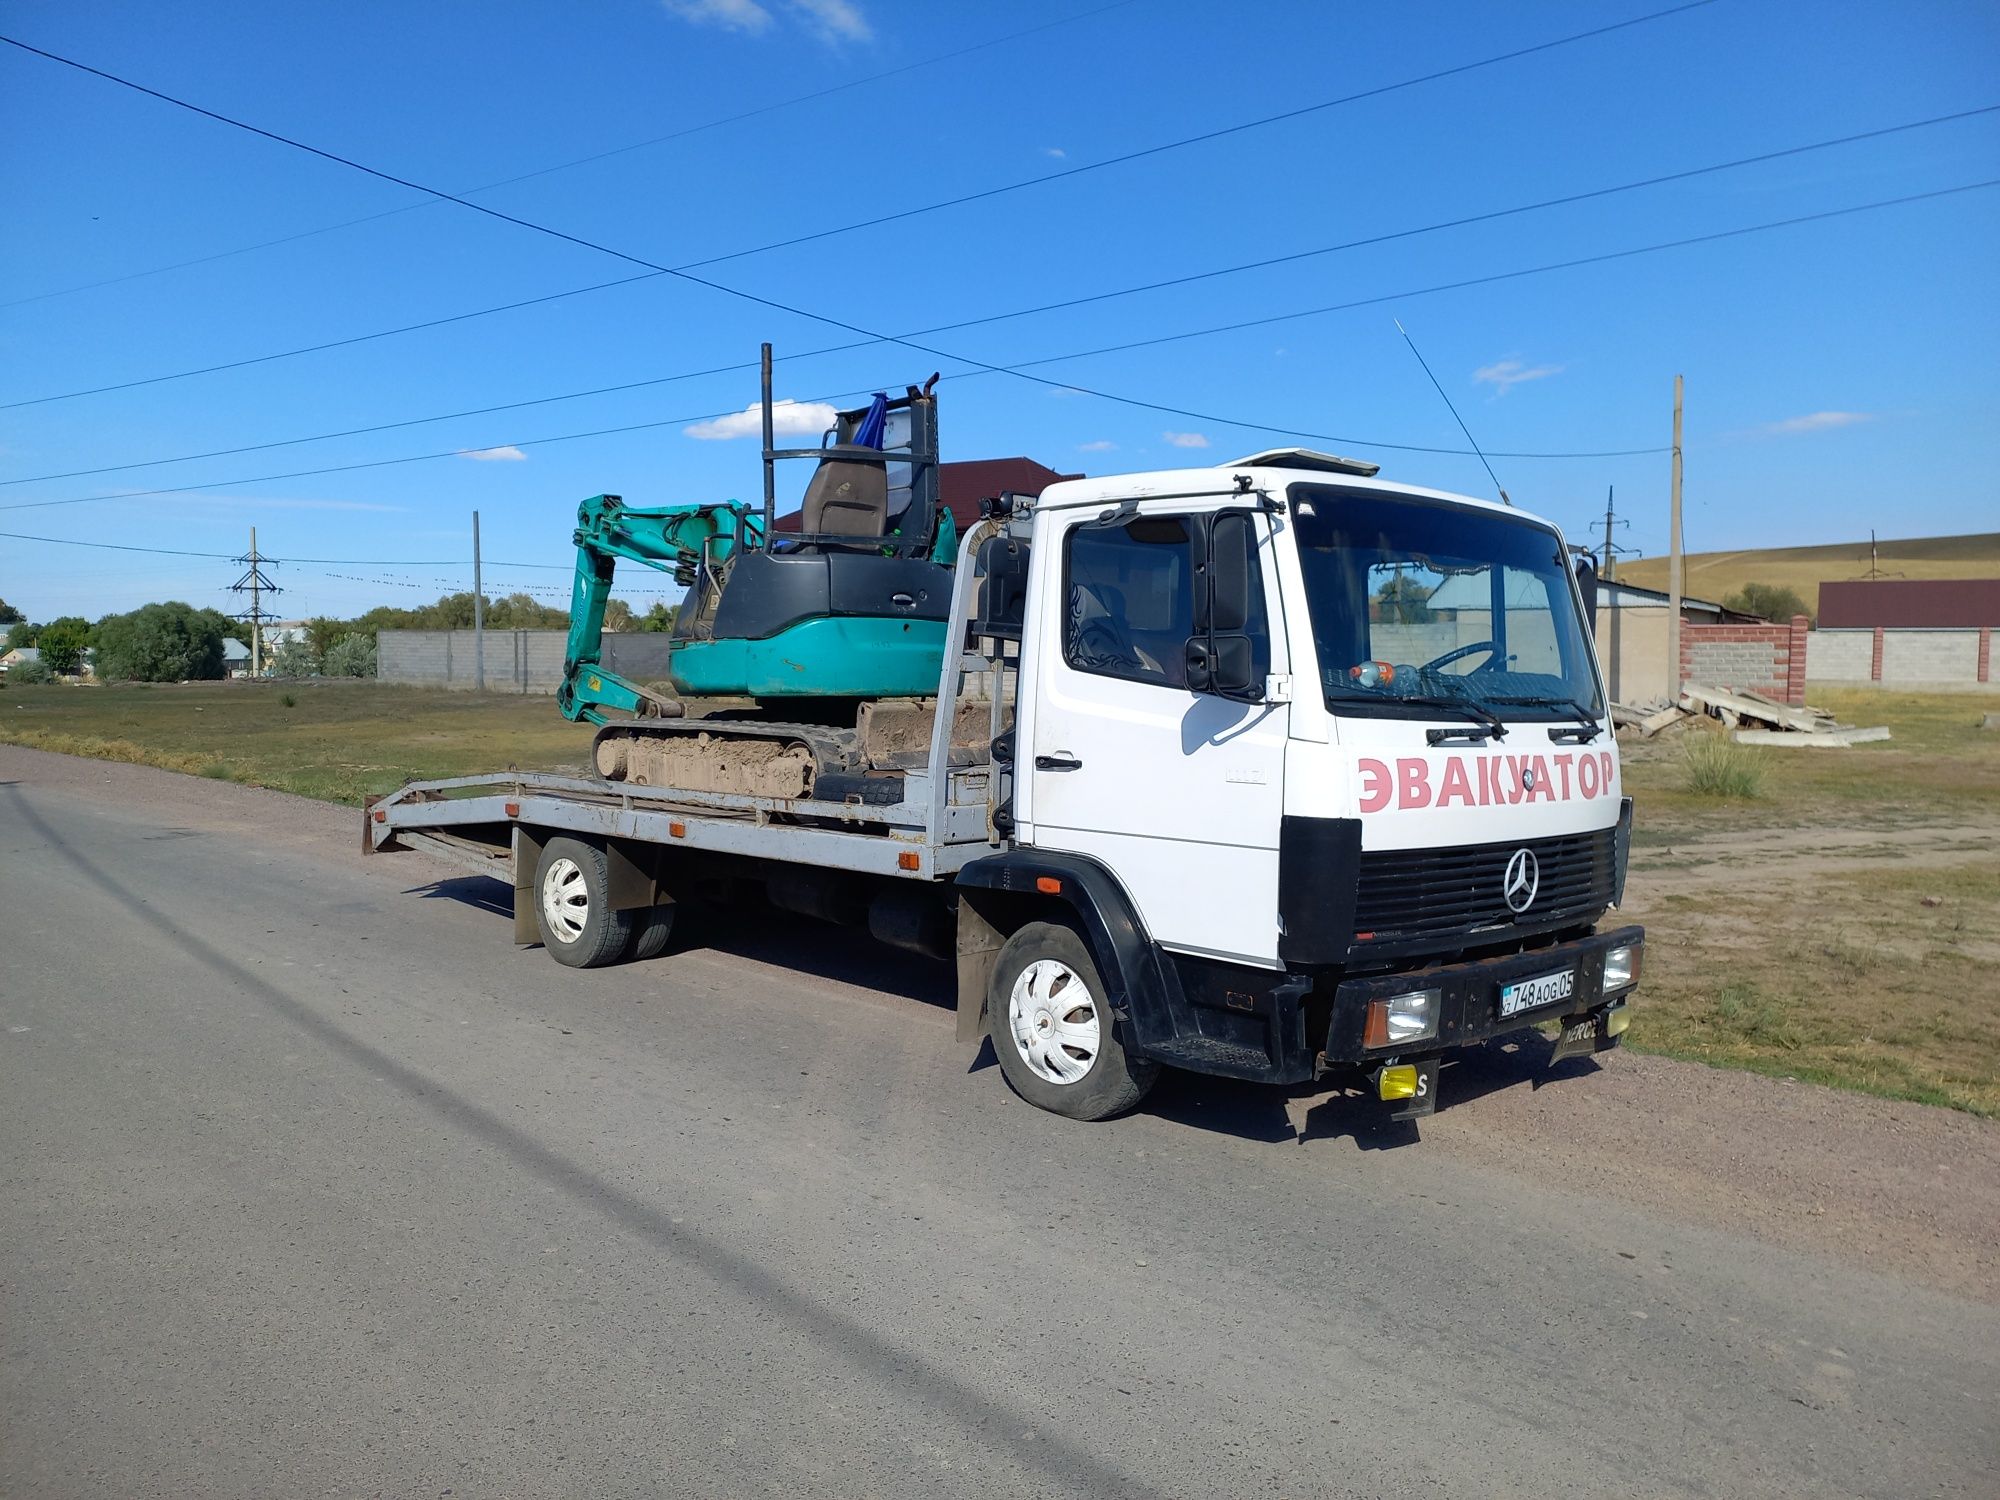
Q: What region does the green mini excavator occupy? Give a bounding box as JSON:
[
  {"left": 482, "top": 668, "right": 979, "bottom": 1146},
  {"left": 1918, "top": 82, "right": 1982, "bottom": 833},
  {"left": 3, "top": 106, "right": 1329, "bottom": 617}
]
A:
[{"left": 556, "top": 349, "right": 960, "bottom": 797}]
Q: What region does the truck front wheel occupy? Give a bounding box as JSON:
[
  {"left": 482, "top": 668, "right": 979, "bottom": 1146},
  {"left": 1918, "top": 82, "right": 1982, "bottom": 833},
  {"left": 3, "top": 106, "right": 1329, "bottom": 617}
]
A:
[
  {"left": 533, "top": 836, "right": 634, "bottom": 968},
  {"left": 988, "top": 922, "right": 1158, "bottom": 1121}
]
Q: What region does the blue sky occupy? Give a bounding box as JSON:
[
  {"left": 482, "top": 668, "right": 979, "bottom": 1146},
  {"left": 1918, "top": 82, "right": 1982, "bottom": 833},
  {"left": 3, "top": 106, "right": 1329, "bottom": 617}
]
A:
[{"left": 3, "top": 0, "right": 1996, "bottom": 622}]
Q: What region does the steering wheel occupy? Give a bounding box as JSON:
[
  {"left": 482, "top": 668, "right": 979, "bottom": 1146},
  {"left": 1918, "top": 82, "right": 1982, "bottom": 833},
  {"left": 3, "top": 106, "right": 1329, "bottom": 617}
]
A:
[
  {"left": 1072, "top": 618, "right": 1129, "bottom": 666},
  {"left": 1419, "top": 640, "right": 1500, "bottom": 674}
]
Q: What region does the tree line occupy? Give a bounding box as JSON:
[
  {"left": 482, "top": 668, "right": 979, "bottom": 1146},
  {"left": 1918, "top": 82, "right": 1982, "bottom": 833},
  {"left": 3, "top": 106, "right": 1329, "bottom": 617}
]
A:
[{"left": 0, "top": 591, "right": 675, "bottom": 683}]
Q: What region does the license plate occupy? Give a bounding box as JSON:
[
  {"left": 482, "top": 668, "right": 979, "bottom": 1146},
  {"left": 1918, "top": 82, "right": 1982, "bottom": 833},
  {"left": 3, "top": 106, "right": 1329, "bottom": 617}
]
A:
[{"left": 1499, "top": 968, "right": 1575, "bottom": 1018}]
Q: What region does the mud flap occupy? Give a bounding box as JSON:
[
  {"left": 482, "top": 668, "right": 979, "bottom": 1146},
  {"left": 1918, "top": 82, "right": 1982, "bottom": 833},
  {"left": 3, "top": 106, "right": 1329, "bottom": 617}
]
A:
[{"left": 1552, "top": 1007, "right": 1622, "bottom": 1064}]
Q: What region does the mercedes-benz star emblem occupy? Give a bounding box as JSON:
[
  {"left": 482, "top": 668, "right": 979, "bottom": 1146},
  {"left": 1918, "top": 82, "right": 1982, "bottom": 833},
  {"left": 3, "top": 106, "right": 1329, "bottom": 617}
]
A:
[
  {"left": 1521, "top": 765, "right": 1537, "bottom": 791},
  {"left": 1503, "top": 848, "right": 1540, "bottom": 914}
]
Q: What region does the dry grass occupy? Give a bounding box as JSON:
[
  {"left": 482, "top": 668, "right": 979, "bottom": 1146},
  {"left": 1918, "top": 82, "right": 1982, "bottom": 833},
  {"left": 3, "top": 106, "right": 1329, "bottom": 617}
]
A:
[
  {"left": 1622, "top": 688, "right": 2000, "bottom": 838},
  {"left": 1624, "top": 864, "right": 2000, "bottom": 1117},
  {"left": 1615, "top": 530, "right": 1999, "bottom": 614}
]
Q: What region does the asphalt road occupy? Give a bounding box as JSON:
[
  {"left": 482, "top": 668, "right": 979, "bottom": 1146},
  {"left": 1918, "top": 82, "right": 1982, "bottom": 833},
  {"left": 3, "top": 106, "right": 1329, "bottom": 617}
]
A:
[{"left": 3, "top": 749, "right": 1995, "bottom": 1498}]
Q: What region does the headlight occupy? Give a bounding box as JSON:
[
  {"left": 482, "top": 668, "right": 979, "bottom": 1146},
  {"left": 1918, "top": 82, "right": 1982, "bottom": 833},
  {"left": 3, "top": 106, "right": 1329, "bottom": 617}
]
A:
[
  {"left": 1603, "top": 945, "right": 1640, "bottom": 991},
  {"left": 1364, "top": 987, "right": 1440, "bottom": 1047}
]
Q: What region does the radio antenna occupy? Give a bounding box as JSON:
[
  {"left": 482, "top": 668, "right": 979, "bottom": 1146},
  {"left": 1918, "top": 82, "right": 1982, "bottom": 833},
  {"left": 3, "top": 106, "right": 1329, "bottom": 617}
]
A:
[{"left": 1394, "top": 318, "right": 1510, "bottom": 506}]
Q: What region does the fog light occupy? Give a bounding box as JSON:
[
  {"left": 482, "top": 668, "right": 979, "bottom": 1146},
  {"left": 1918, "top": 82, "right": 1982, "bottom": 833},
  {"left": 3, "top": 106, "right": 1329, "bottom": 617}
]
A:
[
  {"left": 1378, "top": 1064, "right": 1419, "bottom": 1101},
  {"left": 1603, "top": 944, "right": 1640, "bottom": 991},
  {"left": 1605, "top": 1001, "right": 1632, "bottom": 1037},
  {"left": 1364, "top": 987, "right": 1440, "bottom": 1048}
]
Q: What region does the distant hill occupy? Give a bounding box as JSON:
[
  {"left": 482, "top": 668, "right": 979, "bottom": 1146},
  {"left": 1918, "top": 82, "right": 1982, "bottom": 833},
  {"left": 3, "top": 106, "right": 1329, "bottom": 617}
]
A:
[{"left": 1614, "top": 532, "right": 2000, "bottom": 614}]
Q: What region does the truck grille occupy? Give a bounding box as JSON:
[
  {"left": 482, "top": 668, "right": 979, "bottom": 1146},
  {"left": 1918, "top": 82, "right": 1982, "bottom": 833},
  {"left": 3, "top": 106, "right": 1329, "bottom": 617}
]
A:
[{"left": 1353, "top": 828, "right": 1616, "bottom": 948}]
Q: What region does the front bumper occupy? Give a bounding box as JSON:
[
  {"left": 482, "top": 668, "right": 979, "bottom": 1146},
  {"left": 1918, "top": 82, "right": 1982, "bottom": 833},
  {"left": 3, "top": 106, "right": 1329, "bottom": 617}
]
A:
[{"left": 1323, "top": 924, "right": 1644, "bottom": 1066}]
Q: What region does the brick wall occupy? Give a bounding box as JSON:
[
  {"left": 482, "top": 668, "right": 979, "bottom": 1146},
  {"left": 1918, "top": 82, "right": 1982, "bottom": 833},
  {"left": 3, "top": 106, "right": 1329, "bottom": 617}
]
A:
[{"left": 1678, "top": 615, "right": 1807, "bottom": 705}]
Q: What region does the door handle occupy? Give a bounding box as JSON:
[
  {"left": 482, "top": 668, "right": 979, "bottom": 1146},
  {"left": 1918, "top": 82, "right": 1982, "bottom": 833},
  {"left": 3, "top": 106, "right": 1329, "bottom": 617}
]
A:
[{"left": 1034, "top": 753, "right": 1083, "bottom": 771}]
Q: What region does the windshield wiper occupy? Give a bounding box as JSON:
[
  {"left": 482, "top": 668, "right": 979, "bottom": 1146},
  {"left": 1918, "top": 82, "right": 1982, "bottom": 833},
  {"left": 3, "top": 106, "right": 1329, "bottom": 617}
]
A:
[
  {"left": 1490, "top": 695, "right": 1603, "bottom": 743},
  {"left": 1400, "top": 695, "right": 1508, "bottom": 744}
]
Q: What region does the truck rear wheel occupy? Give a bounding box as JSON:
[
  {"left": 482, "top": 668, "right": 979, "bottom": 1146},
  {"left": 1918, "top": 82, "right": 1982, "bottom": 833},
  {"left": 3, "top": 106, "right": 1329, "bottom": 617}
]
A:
[
  {"left": 533, "top": 837, "right": 634, "bottom": 968},
  {"left": 988, "top": 922, "right": 1158, "bottom": 1121}
]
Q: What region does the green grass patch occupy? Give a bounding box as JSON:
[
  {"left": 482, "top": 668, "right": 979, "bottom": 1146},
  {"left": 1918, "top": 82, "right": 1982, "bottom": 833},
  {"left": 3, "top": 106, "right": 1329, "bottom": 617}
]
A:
[
  {"left": 0, "top": 680, "right": 596, "bottom": 803},
  {"left": 1679, "top": 733, "right": 1767, "bottom": 798},
  {"left": 1623, "top": 863, "right": 2000, "bottom": 1117}
]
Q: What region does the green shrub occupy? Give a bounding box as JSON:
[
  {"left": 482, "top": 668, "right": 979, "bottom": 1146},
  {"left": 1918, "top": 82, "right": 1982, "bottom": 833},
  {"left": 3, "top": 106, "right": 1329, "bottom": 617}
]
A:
[
  {"left": 321, "top": 633, "right": 377, "bottom": 678},
  {"left": 1680, "top": 733, "right": 1767, "bottom": 798},
  {"left": 279, "top": 691, "right": 298, "bottom": 708},
  {"left": 8, "top": 656, "right": 54, "bottom": 685}
]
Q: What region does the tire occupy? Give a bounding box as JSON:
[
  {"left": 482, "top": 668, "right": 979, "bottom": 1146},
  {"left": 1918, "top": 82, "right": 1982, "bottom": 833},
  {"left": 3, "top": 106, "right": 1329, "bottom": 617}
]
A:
[
  {"left": 627, "top": 903, "right": 677, "bottom": 961},
  {"left": 987, "top": 921, "right": 1159, "bottom": 1121},
  {"left": 532, "top": 836, "right": 634, "bottom": 969}
]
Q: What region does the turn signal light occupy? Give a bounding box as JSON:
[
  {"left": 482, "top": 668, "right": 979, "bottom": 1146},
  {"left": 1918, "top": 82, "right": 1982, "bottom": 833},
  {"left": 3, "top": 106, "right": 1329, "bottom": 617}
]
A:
[
  {"left": 1377, "top": 1065, "right": 1419, "bottom": 1101},
  {"left": 897, "top": 851, "right": 920, "bottom": 871},
  {"left": 1605, "top": 1002, "right": 1632, "bottom": 1038},
  {"left": 1036, "top": 876, "right": 1062, "bottom": 894}
]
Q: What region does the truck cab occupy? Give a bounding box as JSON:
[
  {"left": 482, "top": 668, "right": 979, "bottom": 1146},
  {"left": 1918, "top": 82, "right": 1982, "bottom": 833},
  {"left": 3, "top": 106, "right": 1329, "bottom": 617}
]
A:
[{"left": 957, "top": 451, "right": 1639, "bottom": 1118}]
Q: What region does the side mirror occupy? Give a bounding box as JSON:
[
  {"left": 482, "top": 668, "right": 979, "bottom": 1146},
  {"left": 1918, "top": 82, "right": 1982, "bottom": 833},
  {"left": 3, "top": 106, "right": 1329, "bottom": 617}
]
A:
[
  {"left": 1207, "top": 512, "right": 1254, "bottom": 632},
  {"left": 1187, "top": 512, "right": 1265, "bottom": 702}
]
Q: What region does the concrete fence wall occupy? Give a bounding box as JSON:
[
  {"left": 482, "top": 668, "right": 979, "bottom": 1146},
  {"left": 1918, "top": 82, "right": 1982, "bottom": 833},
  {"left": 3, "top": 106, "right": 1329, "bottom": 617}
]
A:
[
  {"left": 1807, "top": 626, "right": 1994, "bottom": 691},
  {"left": 377, "top": 630, "right": 676, "bottom": 694}
]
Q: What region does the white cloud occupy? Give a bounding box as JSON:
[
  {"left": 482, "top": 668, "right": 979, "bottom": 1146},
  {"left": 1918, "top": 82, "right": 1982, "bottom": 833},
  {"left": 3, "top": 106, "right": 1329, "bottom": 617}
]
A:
[
  {"left": 1077, "top": 439, "right": 1117, "bottom": 452},
  {"left": 458, "top": 445, "right": 528, "bottom": 462},
  {"left": 1043, "top": 147, "right": 1066, "bottom": 159},
  {"left": 684, "top": 399, "right": 837, "bottom": 441},
  {"left": 662, "top": 0, "right": 869, "bottom": 41},
  {"left": 1162, "top": 431, "right": 1210, "bottom": 449},
  {"left": 1472, "top": 357, "right": 1564, "bottom": 396},
  {"left": 1762, "top": 410, "right": 1873, "bottom": 436},
  {"left": 661, "top": 0, "right": 774, "bottom": 33},
  {"left": 787, "top": 0, "right": 869, "bottom": 42}
]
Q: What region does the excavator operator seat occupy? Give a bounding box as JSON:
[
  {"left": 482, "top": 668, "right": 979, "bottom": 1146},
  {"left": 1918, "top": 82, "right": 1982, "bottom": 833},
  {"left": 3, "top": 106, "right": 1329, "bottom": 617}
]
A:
[{"left": 800, "top": 451, "right": 890, "bottom": 538}]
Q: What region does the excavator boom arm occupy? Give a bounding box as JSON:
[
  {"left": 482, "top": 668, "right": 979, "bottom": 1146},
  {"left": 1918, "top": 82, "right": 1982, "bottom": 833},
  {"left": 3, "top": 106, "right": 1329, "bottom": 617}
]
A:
[{"left": 558, "top": 493, "right": 764, "bottom": 724}]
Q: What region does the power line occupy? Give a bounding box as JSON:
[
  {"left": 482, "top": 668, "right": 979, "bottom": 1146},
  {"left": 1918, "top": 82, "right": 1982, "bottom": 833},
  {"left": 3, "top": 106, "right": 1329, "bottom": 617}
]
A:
[
  {"left": 5, "top": 173, "right": 1995, "bottom": 515},
  {"left": 9, "top": 97, "right": 1989, "bottom": 456},
  {"left": 0, "top": 527, "right": 567, "bottom": 569},
  {"left": 0, "top": 2, "right": 1719, "bottom": 410},
  {"left": 0, "top": 2, "right": 1141, "bottom": 309}
]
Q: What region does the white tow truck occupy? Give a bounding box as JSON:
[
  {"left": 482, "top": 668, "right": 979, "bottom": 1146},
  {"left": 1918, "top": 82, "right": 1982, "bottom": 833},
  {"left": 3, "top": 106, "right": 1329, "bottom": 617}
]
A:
[{"left": 367, "top": 450, "right": 1642, "bottom": 1120}]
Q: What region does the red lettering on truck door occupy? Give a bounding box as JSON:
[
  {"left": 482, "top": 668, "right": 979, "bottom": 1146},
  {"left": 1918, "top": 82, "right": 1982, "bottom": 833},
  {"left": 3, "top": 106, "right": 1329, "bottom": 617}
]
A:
[
  {"left": 1526, "top": 754, "right": 1557, "bottom": 802},
  {"left": 1437, "top": 757, "right": 1475, "bottom": 807},
  {"left": 1358, "top": 758, "right": 1393, "bottom": 814},
  {"left": 1396, "top": 758, "right": 1433, "bottom": 809},
  {"left": 1599, "top": 750, "right": 1616, "bottom": 796},
  {"left": 1578, "top": 752, "right": 1600, "bottom": 798},
  {"left": 1552, "top": 752, "right": 1574, "bottom": 800},
  {"left": 1476, "top": 755, "right": 1501, "bottom": 806}
]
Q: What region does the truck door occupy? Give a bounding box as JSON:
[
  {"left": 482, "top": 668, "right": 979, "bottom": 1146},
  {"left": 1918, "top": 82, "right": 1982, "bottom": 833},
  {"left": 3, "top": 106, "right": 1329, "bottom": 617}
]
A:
[{"left": 1022, "top": 503, "right": 1289, "bottom": 967}]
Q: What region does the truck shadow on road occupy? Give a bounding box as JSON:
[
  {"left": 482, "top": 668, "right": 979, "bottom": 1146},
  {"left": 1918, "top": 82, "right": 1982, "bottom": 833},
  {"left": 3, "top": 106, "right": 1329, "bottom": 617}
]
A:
[
  {"left": 406, "top": 873, "right": 1606, "bottom": 1147},
  {"left": 1147, "top": 1036, "right": 1608, "bottom": 1150}
]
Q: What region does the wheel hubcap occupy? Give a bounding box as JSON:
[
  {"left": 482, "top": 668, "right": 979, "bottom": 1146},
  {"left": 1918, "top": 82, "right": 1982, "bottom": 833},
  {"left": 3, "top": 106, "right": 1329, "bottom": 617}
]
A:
[
  {"left": 1006, "top": 959, "right": 1100, "bottom": 1086},
  {"left": 540, "top": 856, "right": 589, "bottom": 942}
]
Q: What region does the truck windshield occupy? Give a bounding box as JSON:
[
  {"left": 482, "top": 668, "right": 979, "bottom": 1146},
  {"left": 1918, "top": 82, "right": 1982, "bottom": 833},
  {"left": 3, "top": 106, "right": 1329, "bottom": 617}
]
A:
[{"left": 1288, "top": 485, "right": 1602, "bottom": 720}]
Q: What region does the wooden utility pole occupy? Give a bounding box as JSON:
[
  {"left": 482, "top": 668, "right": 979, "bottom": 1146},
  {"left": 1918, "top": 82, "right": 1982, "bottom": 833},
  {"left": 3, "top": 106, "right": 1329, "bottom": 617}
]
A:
[
  {"left": 1667, "top": 375, "right": 1685, "bottom": 699},
  {"left": 472, "top": 509, "right": 485, "bottom": 692}
]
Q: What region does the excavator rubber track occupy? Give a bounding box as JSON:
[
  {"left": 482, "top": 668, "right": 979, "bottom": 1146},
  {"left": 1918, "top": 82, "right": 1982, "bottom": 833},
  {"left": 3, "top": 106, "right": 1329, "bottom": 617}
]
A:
[{"left": 590, "top": 718, "right": 872, "bottom": 803}]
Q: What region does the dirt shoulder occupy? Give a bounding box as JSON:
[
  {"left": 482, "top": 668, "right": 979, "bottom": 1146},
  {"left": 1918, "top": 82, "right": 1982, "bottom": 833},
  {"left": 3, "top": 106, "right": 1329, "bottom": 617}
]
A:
[{"left": 8, "top": 741, "right": 1998, "bottom": 1304}]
